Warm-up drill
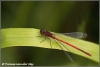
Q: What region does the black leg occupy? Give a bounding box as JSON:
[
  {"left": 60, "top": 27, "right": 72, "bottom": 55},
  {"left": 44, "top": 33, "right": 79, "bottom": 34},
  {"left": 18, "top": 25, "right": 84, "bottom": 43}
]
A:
[
  {"left": 40, "top": 35, "right": 47, "bottom": 43},
  {"left": 35, "top": 35, "right": 42, "bottom": 37},
  {"left": 37, "top": 35, "right": 52, "bottom": 48},
  {"left": 46, "top": 37, "right": 52, "bottom": 48}
]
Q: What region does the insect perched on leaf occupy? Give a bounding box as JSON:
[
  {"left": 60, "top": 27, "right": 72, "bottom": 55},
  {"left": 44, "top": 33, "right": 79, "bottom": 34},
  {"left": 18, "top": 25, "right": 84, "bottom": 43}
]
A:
[{"left": 38, "top": 28, "right": 91, "bottom": 62}]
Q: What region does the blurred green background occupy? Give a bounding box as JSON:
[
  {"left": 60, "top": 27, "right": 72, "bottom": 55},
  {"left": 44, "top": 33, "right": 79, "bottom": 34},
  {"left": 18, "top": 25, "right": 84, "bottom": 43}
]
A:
[{"left": 1, "top": 1, "right": 99, "bottom": 66}]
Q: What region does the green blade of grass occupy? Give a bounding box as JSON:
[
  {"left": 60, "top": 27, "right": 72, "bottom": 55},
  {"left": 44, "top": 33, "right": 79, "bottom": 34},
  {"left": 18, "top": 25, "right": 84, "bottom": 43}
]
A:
[{"left": 1, "top": 28, "right": 99, "bottom": 63}]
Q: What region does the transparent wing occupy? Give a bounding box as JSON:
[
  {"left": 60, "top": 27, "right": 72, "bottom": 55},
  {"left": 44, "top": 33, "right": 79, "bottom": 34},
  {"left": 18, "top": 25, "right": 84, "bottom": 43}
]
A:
[{"left": 59, "top": 32, "right": 87, "bottom": 38}]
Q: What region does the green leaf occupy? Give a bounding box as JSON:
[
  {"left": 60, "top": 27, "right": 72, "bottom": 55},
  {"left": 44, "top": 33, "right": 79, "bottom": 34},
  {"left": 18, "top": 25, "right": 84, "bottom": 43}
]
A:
[{"left": 1, "top": 28, "right": 99, "bottom": 63}]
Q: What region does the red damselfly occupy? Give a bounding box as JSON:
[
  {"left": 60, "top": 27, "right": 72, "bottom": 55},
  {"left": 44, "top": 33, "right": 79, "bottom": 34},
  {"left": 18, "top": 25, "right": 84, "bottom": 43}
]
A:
[{"left": 39, "top": 28, "right": 91, "bottom": 62}]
